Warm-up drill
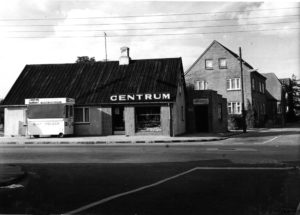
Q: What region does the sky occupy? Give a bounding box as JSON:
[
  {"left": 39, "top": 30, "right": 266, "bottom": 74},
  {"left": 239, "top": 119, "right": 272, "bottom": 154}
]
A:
[{"left": 0, "top": 0, "right": 299, "bottom": 99}]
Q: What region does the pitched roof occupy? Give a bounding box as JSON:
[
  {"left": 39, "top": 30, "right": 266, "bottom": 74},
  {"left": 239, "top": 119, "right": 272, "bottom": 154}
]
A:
[
  {"left": 3, "top": 58, "right": 183, "bottom": 106},
  {"left": 185, "top": 40, "right": 253, "bottom": 75}
]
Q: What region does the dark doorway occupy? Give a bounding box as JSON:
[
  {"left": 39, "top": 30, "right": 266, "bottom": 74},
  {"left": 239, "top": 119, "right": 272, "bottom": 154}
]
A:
[
  {"left": 194, "top": 105, "right": 209, "bottom": 132},
  {"left": 112, "top": 106, "right": 125, "bottom": 135}
]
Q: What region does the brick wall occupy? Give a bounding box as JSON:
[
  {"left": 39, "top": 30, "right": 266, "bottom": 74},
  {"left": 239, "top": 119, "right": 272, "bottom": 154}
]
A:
[{"left": 185, "top": 41, "right": 267, "bottom": 127}]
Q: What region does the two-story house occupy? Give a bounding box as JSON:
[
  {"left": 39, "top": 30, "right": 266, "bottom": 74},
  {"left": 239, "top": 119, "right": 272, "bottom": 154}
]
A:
[{"left": 185, "top": 40, "right": 267, "bottom": 128}]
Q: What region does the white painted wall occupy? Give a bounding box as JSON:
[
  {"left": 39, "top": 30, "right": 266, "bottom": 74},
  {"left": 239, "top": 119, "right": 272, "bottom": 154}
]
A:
[{"left": 4, "top": 107, "right": 27, "bottom": 136}]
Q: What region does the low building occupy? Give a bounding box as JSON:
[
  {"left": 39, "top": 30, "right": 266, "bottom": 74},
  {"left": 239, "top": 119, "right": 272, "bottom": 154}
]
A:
[
  {"left": 185, "top": 40, "right": 267, "bottom": 128},
  {"left": 262, "top": 73, "right": 286, "bottom": 126},
  {"left": 186, "top": 87, "right": 228, "bottom": 133},
  {"left": 1, "top": 47, "right": 186, "bottom": 137}
]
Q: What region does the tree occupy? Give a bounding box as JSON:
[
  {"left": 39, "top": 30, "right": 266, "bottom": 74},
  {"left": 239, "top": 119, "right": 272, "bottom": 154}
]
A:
[{"left": 76, "top": 56, "right": 96, "bottom": 63}]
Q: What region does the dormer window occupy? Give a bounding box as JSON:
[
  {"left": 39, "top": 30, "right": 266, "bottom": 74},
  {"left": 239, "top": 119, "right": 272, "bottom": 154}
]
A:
[
  {"left": 219, "top": 58, "right": 227, "bottom": 69},
  {"left": 205, "top": 59, "right": 213, "bottom": 70}
]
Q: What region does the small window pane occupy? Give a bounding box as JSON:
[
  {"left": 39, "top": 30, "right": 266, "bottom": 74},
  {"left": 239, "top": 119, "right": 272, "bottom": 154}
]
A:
[
  {"left": 219, "top": 59, "right": 227, "bottom": 68},
  {"left": 75, "top": 108, "right": 83, "bottom": 122},
  {"left": 205, "top": 59, "right": 213, "bottom": 69},
  {"left": 226, "top": 80, "right": 230, "bottom": 90},
  {"left": 84, "top": 108, "right": 89, "bottom": 122}
]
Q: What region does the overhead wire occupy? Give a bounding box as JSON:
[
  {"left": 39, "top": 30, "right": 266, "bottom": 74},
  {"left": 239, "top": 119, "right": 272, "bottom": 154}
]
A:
[
  {"left": 3, "top": 20, "right": 299, "bottom": 33},
  {"left": 0, "top": 6, "right": 299, "bottom": 21},
  {"left": 2, "top": 27, "right": 299, "bottom": 39},
  {"left": 0, "top": 14, "right": 299, "bottom": 27}
]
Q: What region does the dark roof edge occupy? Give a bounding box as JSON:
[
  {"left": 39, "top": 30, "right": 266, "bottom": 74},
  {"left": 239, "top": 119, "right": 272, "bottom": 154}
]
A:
[
  {"left": 184, "top": 40, "right": 216, "bottom": 76},
  {"left": 185, "top": 40, "right": 254, "bottom": 76},
  {"left": 251, "top": 70, "right": 266, "bottom": 80}
]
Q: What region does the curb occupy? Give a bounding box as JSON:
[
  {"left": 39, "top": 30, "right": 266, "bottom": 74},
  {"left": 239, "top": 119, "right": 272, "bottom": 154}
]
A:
[
  {"left": 0, "top": 132, "right": 242, "bottom": 145},
  {"left": 17, "top": 137, "right": 227, "bottom": 145}
]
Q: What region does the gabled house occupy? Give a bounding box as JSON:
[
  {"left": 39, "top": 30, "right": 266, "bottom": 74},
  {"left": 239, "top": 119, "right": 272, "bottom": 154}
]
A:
[
  {"left": 1, "top": 47, "right": 186, "bottom": 137},
  {"left": 185, "top": 40, "right": 267, "bottom": 128}
]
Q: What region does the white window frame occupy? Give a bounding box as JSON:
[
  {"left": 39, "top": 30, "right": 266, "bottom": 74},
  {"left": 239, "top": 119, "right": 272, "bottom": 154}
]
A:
[
  {"left": 228, "top": 102, "right": 242, "bottom": 114},
  {"left": 74, "top": 107, "right": 90, "bottom": 123},
  {"left": 219, "top": 58, "right": 227, "bottom": 69},
  {"left": 205, "top": 59, "right": 213, "bottom": 70},
  {"left": 227, "top": 78, "right": 241, "bottom": 90},
  {"left": 195, "top": 80, "right": 208, "bottom": 90}
]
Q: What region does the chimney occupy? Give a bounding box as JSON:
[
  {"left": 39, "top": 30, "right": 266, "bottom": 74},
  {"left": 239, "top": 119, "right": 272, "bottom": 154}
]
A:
[{"left": 119, "top": 47, "right": 130, "bottom": 65}]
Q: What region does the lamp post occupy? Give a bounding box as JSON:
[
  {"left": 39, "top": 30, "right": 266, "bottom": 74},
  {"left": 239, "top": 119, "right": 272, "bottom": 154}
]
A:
[{"left": 239, "top": 47, "right": 247, "bottom": 133}]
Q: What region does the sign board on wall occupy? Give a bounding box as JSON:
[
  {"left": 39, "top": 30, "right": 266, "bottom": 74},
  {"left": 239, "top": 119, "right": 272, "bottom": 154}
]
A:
[
  {"left": 25, "top": 98, "right": 75, "bottom": 105},
  {"left": 193, "top": 98, "right": 209, "bottom": 105},
  {"left": 110, "top": 93, "right": 171, "bottom": 102}
]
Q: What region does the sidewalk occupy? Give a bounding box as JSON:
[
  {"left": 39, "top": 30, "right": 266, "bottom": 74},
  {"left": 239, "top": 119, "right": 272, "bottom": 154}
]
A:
[{"left": 0, "top": 131, "right": 241, "bottom": 145}]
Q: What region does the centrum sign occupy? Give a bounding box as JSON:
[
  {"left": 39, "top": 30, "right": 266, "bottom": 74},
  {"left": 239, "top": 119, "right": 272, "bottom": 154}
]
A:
[{"left": 110, "top": 93, "right": 171, "bottom": 102}]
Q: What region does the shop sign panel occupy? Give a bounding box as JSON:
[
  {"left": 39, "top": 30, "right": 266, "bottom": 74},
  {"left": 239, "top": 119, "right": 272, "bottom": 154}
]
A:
[
  {"left": 110, "top": 93, "right": 171, "bottom": 102},
  {"left": 193, "top": 98, "right": 209, "bottom": 105}
]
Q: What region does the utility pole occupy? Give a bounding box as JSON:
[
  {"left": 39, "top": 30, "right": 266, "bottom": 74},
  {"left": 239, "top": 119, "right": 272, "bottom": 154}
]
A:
[
  {"left": 104, "top": 32, "right": 107, "bottom": 61},
  {"left": 239, "top": 47, "right": 247, "bottom": 133}
]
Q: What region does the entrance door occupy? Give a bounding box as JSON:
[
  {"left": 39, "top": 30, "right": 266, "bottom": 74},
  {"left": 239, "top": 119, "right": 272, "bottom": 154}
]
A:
[
  {"left": 194, "top": 105, "right": 209, "bottom": 132},
  {"left": 112, "top": 107, "right": 125, "bottom": 134}
]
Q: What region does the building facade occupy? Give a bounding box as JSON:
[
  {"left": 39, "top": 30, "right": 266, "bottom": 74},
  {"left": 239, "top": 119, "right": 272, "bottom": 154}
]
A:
[
  {"left": 186, "top": 87, "right": 228, "bottom": 133},
  {"left": 262, "top": 73, "right": 286, "bottom": 126},
  {"left": 185, "top": 40, "right": 267, "bottom": 128},
  {"left": 2, "top": 47, "right": 186, "bottom": 137}
]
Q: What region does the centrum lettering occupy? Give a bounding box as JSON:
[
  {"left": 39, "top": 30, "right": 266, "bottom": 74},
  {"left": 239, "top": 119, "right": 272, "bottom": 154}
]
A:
[
  {"left": 145, "top": 94, "right": 152, "bottom": 100},
  {"left": 127, "top": 95, "right": 135, "bottom": 100},
  {"left": 136, "top": 94, "right": 143, "bottom": 100},
  {"left": 153, "top": 94, "right": 161, "bottom": 100},
  {"left": 119, "top": 95, "right": 126, "bottom": 101},
  {"left": 162, "top": 93, "right": 170, "bottom": 100},
  {"left": 110, "top": 95, "right": 117, "bottom": 101},
  {"left": 109, "top": 93, "right": 171, "bottom": 102}
]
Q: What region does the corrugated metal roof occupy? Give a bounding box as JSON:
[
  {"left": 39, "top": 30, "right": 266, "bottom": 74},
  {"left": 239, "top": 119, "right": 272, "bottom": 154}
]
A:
[{"left": 3, "top": 58, "right": 183, "bottom": 106}]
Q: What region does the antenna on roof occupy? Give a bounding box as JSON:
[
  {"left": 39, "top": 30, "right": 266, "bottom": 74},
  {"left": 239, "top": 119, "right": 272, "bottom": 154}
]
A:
[{"left": 104, "top": 32, "right": 108, "bottom": 62}]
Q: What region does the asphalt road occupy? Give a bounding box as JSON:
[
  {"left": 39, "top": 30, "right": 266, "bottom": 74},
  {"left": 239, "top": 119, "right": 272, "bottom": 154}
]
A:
[
  {"left": 0, "top": 127, "right": 299, "bottom": 214},
  {"left": 0, "top": 128, "right": 299, "bottom": 164}
]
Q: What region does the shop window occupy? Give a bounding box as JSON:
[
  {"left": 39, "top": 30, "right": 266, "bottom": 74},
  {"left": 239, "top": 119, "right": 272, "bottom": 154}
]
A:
[
  {"left": 136, "top": 106, "right": 161, "bottom": 132},
  {"left": 227, "top": 78, "right": 241, "bottom": 90},
  {"left": 219, "top": 58, "right": 227, "bottom": 69},
  {"left": 205, "top": 59, "right": 213, "bottom": 70},
  {"left": 74, "top": 107, "right": 89, "bottom": 123}
]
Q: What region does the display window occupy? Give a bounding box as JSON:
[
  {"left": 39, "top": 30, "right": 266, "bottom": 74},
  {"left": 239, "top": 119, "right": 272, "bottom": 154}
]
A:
[{"left": 136, "top": 106, "right": 161, "bottom": 132}]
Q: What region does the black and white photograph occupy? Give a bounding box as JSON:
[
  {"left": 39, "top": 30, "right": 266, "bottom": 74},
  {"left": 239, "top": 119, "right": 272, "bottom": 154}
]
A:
[{"left": 0, "top": 0, "right": 300, "bottom": 214}]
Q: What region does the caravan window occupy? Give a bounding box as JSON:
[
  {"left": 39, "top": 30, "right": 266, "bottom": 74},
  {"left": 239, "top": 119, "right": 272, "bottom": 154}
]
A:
[{"left": 28, "top": 104, "right": 65, "bottom": 119}]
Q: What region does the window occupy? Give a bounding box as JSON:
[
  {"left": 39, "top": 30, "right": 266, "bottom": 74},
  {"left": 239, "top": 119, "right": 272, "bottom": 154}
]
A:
[
  {"left": 252, "top": 78, "right": 255, "bottom": 90},
  {"left": 136, "top": 106, "right": 161, "bottom": 132},
  {"left": 262, "top": 104, "right": 266, "bottom": 114},
  {"left": 65, "top": 105, "right": 69, "bottom": 118},
  {"left": 259, "top": 82, "right": 262, "bottom": 92},
  {"left": 262, "top": 83, "right": 265, "bottom": 94},
  {"left": 219, "top": 58, "right": 227, "bottom": 69},
  {"left": 227, "top": 78, "right": 241, "bottom": 90},
  {"left": 181, "top": 106, "right": 184, "bottom": 121},
  {"left": 277, "top": 103, "right": 282, "bottom": 114},
  {"left": 195, "top": 80, "right": 208, "bottom": 90},
  {"left": 74, "top": 107, "right": 89, "bottom": 123},
  {"left": 228, "top": 102, "right": 242, "bottom": 114},
  {"left": 205, "top": 59, "right": 213, "bottom": 69},
  {"left": 218, "top": 104, "right": 222, "bottom": 120}
]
